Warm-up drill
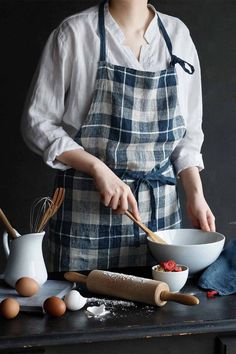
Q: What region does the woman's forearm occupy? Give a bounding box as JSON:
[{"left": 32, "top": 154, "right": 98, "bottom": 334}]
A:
[
  {"left": 56, "top": 149, "right": 140, "bottom": 219},
  {"left": 57, "top": 149, "right": 105, "bottom": 176},
  {"left": 179, "top": 166, "right": 215, "bottom": 231},
  {"left": 179, "top": 166, "right": 203, "bottom": 199}
]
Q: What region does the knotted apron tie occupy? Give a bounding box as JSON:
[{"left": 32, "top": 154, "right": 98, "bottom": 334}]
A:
[{"left": 115, "top": 160, "right": 177, "bottom": 246}]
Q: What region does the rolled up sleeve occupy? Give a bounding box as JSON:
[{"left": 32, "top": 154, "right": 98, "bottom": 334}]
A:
[
  {"left": 171, "top": 37, "right": 204, "bottom": 176},
  {"left": 21, "top": 25, "right": 83, "bottom": 170}
]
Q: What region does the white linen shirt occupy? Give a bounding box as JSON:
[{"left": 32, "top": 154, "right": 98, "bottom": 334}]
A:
[{"left": 21, "top": 3, "right": 204, "bottom": 174}]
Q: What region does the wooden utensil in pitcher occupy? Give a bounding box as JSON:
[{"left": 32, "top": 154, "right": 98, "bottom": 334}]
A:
[
  {"left": 0, "top": 208, "right": 17, "bottom": 239},
  {"left": 125, "top": 210, "right": 167, "bottom": 244}
]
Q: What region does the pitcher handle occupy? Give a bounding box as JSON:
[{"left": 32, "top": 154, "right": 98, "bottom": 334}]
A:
[
  {"left": 3, "top": 231, "right": 10, "bottom": 257},
  {"left": 3, "top": 230, "right": 20, "bottom": 257}
]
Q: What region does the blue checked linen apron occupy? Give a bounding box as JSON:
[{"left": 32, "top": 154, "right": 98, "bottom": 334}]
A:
[{"left": 48, "top": 1, "right": 195, "bottom": 271}]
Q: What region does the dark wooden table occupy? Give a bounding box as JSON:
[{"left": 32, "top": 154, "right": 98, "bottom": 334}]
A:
[{"left": 0, "top": 268, "right": 235, "bottom": 354}]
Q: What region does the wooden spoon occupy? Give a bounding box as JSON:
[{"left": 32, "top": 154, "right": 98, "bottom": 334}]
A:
[
  {"left": 125, "top": 210, "right": 167, "bottom": 244},
  {"left": 0, "top": 208, "right": 17, "bottom": 239}
]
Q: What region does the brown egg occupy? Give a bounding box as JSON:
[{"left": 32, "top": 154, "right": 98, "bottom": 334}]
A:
[
  {"left": 15, "top": 277, "right": 39, "bottom": 297},
  {"left": 43, "top": 296, "right": 66, "bottom": 317},
  {"left": 0, "top": 298, "right": 20, "bottom": 319}
]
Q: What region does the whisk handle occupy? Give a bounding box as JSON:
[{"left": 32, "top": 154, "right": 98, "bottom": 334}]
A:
[{"left": 37, "top": 207, "right": 53, "bottom": 232}]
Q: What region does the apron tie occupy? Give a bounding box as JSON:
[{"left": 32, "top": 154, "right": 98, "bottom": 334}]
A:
[
  {"left": 115, "top": 160, "right": 177, "bottom": 247},
  {"left": 170, "top": 54, "right": 195, "bottom": 74}
]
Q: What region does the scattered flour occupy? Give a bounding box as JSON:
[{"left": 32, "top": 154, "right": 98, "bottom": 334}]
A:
[
  {"left": 85, "top": 296, "right": 155, "bottom": 320},
  {"left": 86, "top": 304, "right": 110, "bottom": 318},
  {"left": 83, "top": 271, "right": 156, "bottom": 321}
]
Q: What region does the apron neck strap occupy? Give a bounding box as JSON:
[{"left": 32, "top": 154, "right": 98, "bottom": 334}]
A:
[
  {"left": 98, "top": 1, "right": 195, "bottom": 74},
  {"left": 157, "top": 15, "right": 195, "bottom": 75},
  {"left": 98, "top": 0, "right": 107, "bottom": 62}
]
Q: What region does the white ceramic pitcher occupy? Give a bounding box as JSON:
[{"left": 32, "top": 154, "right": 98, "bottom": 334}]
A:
[{"left": 3, "top": 231, "right": 48, "bottom": 288}]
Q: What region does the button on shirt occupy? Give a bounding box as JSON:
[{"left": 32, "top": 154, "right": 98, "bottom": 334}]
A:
[{"left": 21, "top": 3, "right": 204, "bottom": 175}]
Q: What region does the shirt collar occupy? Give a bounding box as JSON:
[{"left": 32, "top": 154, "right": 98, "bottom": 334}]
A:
[
  {"left": 104, "top": 2, "right": 159, "bottom": 45},
  {"left": 145, "top": 4, "right": 158, "bottom": 44},
  {"left": 104, "top": 1, "right": 125, "bottom": 43}
]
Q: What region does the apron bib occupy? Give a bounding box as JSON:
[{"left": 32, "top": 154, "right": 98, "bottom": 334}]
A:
[{"left": 48, "top": 1, "right": 194, "bottom": 271}]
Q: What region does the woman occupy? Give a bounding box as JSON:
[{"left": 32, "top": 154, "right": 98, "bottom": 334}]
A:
[{"left": 22, "top": 0, "right": 215, "bottom": 271}]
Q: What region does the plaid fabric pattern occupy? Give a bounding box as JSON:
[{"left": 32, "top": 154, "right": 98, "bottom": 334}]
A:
[
  {"left": 48, "top": 4, "right": 188, "bottom": 272},
  {"left": 77, "top": 64, "right": 185, "bottom": 172},
  {"left": 49, "top": 170, "right": 181, "bottom": 271}
]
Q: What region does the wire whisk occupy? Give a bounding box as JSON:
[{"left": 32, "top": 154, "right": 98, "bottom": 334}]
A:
[
  {"left": 30, "top": 197, "right": 53, "bottom": 233},
  {"left": 30, "top": 188, "right": 65, "bottom": 233}
]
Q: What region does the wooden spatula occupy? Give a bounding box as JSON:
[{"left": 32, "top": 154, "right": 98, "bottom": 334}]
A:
[
  {"left": 0, "top": 208, "right": 17, "bottom": 239},
  {"left": 125, "top": 210, "right": 167, "bottom": 244}
]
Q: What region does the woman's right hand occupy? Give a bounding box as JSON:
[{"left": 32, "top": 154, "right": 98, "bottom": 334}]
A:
[
  {"left": 57, "top": 149, "right": 140, "bottom": 220},
  {"left": 92, "top": 162, "right": 140, "bottom": 220}
]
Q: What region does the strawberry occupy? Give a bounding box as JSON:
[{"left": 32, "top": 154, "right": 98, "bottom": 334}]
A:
[
  {"left": 160, "top": 260, "right": 177, "bottom": 271},
  {"left": 207, "top": 290, "right": 218, "bottom": 298}
]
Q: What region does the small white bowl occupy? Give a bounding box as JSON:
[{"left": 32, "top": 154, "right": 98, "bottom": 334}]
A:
[{"left": 152, "top": 264, "right": 189, "bottom": 293}]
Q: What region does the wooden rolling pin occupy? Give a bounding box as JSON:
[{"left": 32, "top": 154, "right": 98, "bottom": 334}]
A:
[{"left": 64, "top": 270, "right": 199, "bottom": 307}]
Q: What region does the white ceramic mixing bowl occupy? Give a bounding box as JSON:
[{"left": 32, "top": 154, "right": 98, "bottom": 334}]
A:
[{"left": 148, "top": 229, "right": 225, "bottom": 275}]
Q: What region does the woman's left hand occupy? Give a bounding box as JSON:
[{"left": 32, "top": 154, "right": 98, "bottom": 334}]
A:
[{"left": 186, "top": 193, "right": 216, "bottom": 232}]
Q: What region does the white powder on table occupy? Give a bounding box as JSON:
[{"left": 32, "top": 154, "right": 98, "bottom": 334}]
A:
[
  {"left": 83, "top": 272, "right": 156, "bottom": 320},
  {"left": 86, "top": 304, "right": 110, "bottom": 318},
  {"left": 85, "top": 296, "right": 155, "bottom": 320}
]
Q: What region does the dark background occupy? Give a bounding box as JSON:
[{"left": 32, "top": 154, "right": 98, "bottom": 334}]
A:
[{"left": 0, "top": 0, "right": 235, "bottom": 273}]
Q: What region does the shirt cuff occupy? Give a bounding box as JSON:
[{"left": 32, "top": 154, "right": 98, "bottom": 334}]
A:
[
  {"left": 43, "top": 137, "right": 84, "bottom": 170},
  {"left": 173, "top": 153, "right": 204, "bottom": 176}
]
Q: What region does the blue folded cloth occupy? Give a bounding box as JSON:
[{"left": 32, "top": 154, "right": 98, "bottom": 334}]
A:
[{"left": 198, "top": 240, "right": 236, "bottom": 295}]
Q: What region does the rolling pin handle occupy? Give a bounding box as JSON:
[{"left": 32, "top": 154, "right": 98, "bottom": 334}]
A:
[
  {"left": 64, "top": 272, "right": 88, "bottom": 284},
  {"left": 160, "top": 291, "right": 200, "bottom": 306}
]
